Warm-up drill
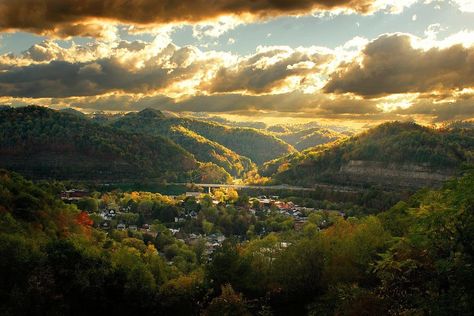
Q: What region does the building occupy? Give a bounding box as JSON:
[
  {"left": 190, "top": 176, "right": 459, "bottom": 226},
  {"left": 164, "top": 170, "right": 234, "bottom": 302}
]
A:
[
  {"left": 185, "top": 192, "right": 201, "bottom": 198},
  {"left": 117, "top": 223, "right": 126, "bottom": 230},
  {"left": 60, "top": 189, "right": 89, "bottom": 201}
]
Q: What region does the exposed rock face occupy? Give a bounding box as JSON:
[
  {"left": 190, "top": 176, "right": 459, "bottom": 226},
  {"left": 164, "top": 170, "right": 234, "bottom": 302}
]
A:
[{"left": 338, "top": 160, "right": 455, "bottom": 188}]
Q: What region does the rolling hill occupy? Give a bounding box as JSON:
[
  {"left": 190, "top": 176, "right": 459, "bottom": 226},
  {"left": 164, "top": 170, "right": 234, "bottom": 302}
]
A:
[
  {"left": 277, "top": 127, "right": 345, "bottom": 151},
  {"left": 0, "top": 106, "right": 200, "bottom": 182},
  {"left": 261, "top": 121, "right": 474, "bottom": 188},
  {"left": 112, "top": 109, "right": 295, "bottom": 168}
]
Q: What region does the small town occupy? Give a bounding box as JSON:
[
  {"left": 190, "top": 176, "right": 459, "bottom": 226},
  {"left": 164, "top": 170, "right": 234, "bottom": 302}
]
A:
[{"left": 61, "top": 187, "right": 344, "bottom": 261}]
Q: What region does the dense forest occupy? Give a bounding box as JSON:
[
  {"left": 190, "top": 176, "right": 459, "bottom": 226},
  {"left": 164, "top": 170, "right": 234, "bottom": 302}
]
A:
[
  {"left": 262, "top": 121, "right": 474, "bottom": 187},
  {"left": 277, "top": 127, "right": 345, "bottom": 151},
  {"left": 111, "top": 109, "right": 255, "bottom": 177},
  {"left": 1, "top": 168, "right": 473, "bottom": 315},
  {"left": 112, "top": 109, "right": 295, "bottom": 166},
  {"left": 0, "top": 106, "right": 223, "bottom": 182}
]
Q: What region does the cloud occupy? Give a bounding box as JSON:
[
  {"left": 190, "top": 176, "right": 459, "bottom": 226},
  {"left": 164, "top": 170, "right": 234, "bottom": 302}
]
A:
[
  {"left": 192, "top": 16, "right": 244, "bottom": 39},
  {"left": 1, "top": 31, "right": 473, "bottom": 124},
  {"left": 28, "top": 90, "right": 380, "bottom": 118},
  {"left": 0, "top": 38, "right": 335, "bottom": 98},
  {"left": 324, "top": 33, "right": 474, "bottom": 97},
  {"left": 0, "top": 0, "right": 409, "bottom": 38},
  {"left": 0, "top": 42, "right": 214, "bottom": 97},
  {"left": 452, "top": 0, "right": 474, "bottom": 13},
  {"left": 207, "top": 46, "right": 333, "bottom": 93},
  {"left": 395, "top": 94, "right": 474, "bottom": 122}
]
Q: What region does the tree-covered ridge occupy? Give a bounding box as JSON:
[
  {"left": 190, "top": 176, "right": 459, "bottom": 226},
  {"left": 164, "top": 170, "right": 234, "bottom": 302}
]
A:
[
  {"left": 261, "top": 121, "right": 474, "bottom": 186},
  {"left": 112, "top": 109, "right": 295, "bottom": 166},
  {"left": 0, "top": 106, "right": 198, "bottom": 181},
  {"left": 277, "top": 127, "right": 345, "bottom": 151},
  {"left": 111, "top": 110, "right": 254, "bottom": 177},
  {"left": 170, "top": 125, "right": 255, "bottom": 177}
]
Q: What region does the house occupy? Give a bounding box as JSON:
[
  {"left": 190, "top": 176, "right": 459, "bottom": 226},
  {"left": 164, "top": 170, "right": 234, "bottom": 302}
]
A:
[
  {"left": 60, "top": 189, "right": 89, "bottom": 201},
  {"left": 101, "top": 222, "right": 110, "bottom": 229},
  {"left": 258, "top": 198, "right": 272, "bottom": 207},
  {"left": 185, "top": 192, "right": 201, "bottom": 198},
  {"left": 186, "top": 211, "right": 198, "bottom": 219},
  {"left": 208, "top": 233, "right": 226, "bottom": 244},
  {"left": 120, "top": 205, "right": 132, "bottom": 212},
  {"left": 174, "top": 217, "right": 185, "bottom": 223},
  {"left": 129, "top": 225, "right": 138, "bottom": 231},
  {"left": 117, "top": 223, "right": 126, "bottom": 230},
  {"left": 169, "top": 228, "right": 180, "bottom": 235}
]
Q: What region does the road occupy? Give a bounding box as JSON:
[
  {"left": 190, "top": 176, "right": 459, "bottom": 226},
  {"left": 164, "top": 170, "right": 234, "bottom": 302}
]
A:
[{"left": 170, "top": 183, "right": 359, "bottom": 193}]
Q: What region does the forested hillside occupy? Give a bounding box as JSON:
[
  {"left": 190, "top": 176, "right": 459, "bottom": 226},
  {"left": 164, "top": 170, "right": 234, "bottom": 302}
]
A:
[
  {"left": 112, "top": 109, "right": 295, "bottom": 166},
  {"left": 1, "top": 169, "right": 473, "bottom": 315},
  {"left": 262, "top": 121, "right": 474, "bottom": 187},
  {"left": 0, "top": 106, "right": 198, "bottom": 181},
  {"left": 111, "top": 109, "right": 254, "bottom": 177},
  {"left": 277, "top": 127, "right": 345, "bottom": 151}
]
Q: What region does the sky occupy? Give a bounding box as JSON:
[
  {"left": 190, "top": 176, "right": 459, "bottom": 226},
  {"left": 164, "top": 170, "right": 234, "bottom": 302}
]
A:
[{"left": 0, "top": 0, "right": 473, "bottom": 126}]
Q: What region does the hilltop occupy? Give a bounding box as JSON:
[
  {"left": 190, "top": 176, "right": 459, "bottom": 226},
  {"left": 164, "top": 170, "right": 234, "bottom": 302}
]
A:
[
  {"left": 262, "top": 121, "right": 474, "bottom": 188},
  {"left": 0, "top": 106, "right": 199, "bottom": 182}
]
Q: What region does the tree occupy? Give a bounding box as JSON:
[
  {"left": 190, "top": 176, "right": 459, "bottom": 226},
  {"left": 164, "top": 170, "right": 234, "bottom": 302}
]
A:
[
  {"left": 203, "top": 284, "right": 251, "bottom": 316},
  {"left": 202, "top": 220, "right": 214, "bottom": 235},
  {"left": 76, "top": 198, "right": 98, "bottom": 213}
]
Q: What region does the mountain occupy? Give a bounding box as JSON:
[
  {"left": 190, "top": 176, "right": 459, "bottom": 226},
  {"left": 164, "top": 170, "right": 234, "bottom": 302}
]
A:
[
  {"left": 112, "top": 109, "right": 295, "bottom": 168},
  {"left": 278, "top": 127, "right": 345, "bottom": 151},
  {"left": 201, "top": 116, "right": 267, "bottom": 130},
  {"left": 59, "top": 107, "right": 88, "bottom": 118},
  {"left": 261, "top": 121, "right": 474, "bottom": 188},
  {"left": 0, "top": 106, "right": 199, "bottom": 181}
]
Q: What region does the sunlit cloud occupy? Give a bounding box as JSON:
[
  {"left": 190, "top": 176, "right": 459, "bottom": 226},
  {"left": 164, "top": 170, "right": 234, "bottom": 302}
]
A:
[
  {"left": 325, "top": 32, "right": 474, "bottom": 97},
  {"left": 1, "top": 10, "right": 473, "bottom": 125},
  {"left": 452, "top": 0, "right": 474, "bottom": 12}
]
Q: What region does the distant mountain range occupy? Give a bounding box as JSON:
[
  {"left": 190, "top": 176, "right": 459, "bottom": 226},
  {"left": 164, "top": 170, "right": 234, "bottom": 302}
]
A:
[
  {"left": 2, "top": 106, "right": 472, "bottom": 188},
  {"left": 261, "top": 121, "right": 474, "bottom": 188}
]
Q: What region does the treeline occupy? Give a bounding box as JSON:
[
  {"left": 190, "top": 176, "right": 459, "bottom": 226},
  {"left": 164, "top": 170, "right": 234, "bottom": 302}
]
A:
[{"left": 1, "top": 169, "right": 474, "bottom": 315}]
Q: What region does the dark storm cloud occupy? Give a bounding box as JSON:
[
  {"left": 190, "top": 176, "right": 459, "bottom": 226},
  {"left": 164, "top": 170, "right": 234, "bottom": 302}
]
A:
[
  {"left": 0, "top": 0, "right": 376, "bottom": 37},
  {"left": 324, "top": 34, "right": 474, "bottom": 97}
]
